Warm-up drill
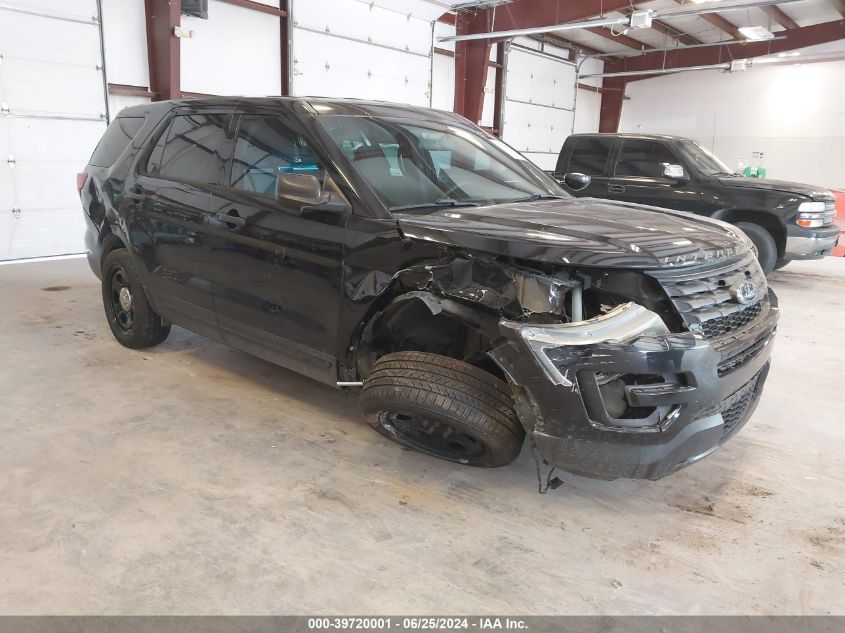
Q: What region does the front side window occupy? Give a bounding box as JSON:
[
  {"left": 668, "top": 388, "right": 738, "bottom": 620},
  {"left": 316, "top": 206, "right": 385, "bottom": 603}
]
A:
[
  {"left": 615, "top": 140, "right": 679, "bottom": 178},
  {"left": 567, "top": 137, "right": 612, "bottom": 176},
  {"left": 231, "top": 115, "right": 324, "bottom": 198},
  {"left": 145, "top": 113, "right": 231, "bottom": 185},
  {"left": 317, "top": 116, "right": 564, "bottom": 210}
]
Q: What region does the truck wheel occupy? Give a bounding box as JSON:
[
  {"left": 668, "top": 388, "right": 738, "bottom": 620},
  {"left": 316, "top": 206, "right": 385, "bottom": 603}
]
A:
[
  {"left": 736, "top": 222, "right": 777, "bottom": 274},
  {"left": 360, "top": 351, "right": 525, "bottom": 467},
  {"left": 101, "top": 249, "right": 171, "bottom": 349}
]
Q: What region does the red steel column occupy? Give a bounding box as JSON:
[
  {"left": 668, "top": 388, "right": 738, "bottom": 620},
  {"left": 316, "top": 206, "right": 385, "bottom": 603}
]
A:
[
  {"left": 598, "top": 77, "right": 626, "bottom": 133},
  {"left": 453, "top": 11, "right": 492, "bottom": 123},
  {"left": 145, "top": 0, "right": 181, "bottom": 100}
]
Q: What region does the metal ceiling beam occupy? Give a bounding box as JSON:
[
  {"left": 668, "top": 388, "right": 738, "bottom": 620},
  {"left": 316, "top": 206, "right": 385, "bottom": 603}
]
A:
[
  {"left": 604, "top": 18, "right": 845, "bottom": 80},
  {"left": 590, "top": 34, "right": 786, "bottom": 56},
  {"left": 541, "top": 33, "right": 604, "bottom": 56},
  {"left": 645, "top": 18, "right": 703, "bottom": 45},
  {"left": 441, "top": 0, "right": 803, "bottom": 42},
  {"left": 585, "top": 26, "right": 650, "bottom": 51},
  {"left": 761, "top": 4, "right": 799, "bottom": 29}
]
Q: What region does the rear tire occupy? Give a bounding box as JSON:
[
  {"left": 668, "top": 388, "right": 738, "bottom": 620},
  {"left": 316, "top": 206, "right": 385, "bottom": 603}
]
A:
[
  {"left": 360, "top": 351, "right": 525, "bottom": 467},
  {"left": 101, "top": 249, "right": 170, "bottom": 349},
  {"left": 736, "top": 222, "right": 777, "bottom": 274}
]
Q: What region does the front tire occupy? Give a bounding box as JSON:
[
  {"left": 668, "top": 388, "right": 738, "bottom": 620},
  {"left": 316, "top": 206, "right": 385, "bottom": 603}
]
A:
[
  {"left": 101, "top": 249, "right": 170, "bottom": 349},
  {"left": 360, "top": 352, "right": 525, "bottom": 467},
  {"left": 736, "top": 222, "right": 777, "bottom": 274}
]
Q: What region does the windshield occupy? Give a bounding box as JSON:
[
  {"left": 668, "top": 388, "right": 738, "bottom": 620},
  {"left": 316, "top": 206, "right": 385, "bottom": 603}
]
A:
[
  {"left": 317, "top": 115, "right": 566, "bottom": 211},
  {"left": 679, "top": 140, "right": 734, "bottom": 177}
]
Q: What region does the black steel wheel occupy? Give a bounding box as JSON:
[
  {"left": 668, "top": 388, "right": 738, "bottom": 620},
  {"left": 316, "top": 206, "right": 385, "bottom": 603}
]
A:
[
  {"left": 101, "top": 249, "right": 170, "bottom": 349},
  {"left": 360, "top": 352, "right": 525, "bottom": 467}
]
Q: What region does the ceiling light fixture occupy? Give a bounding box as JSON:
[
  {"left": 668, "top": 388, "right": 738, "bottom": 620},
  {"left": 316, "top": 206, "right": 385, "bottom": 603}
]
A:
[{"left": 738, "top": 25, "right": 775, "bottom": 40}]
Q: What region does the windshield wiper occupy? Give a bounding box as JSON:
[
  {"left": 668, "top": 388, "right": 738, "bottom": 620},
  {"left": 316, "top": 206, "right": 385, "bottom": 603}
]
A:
[
  {"left": 507, "top": 193, "right": 568, "bottom": 203},
  {"left": 388, "top": 199, "right": 479, "bottom": 213}
]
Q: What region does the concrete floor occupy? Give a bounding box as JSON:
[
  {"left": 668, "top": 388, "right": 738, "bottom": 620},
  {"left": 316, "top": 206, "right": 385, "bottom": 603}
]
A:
[{"left": 0, "top": 256, "right": 843, "bottom": 615}]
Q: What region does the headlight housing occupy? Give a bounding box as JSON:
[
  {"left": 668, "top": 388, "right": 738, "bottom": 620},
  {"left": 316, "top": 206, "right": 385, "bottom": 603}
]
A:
[{"left": 796, "top": 200, "right": 836, "bottom": 228}]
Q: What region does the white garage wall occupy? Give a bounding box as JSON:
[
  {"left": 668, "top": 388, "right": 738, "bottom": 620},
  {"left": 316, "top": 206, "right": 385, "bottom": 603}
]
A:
[
  {"left": 290, "top": 0, "right": 435, "bottom": 106},
  {"left": 502, "top": 39, "right": 576, "bottom": 170},
  {"left": 182, "top": 0, "right": 282, "bottom": 96},
  {"left": 574, "top": 57, "right": 603, "bottom": 134},
  {"left": 619, "top": 56, "right": 845, "bottom": 190},
  {"left": 102, "top": 0, "right": 150, "bottom": 114},
  {"left": 0, "top": 0, "right": 108, "bottom": 260},
  {"left": 431, "top": 20, "right": 455, "bottom": 112}
]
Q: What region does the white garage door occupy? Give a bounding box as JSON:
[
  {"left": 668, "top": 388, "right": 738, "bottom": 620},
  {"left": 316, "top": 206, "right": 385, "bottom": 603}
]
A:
[
  {"left": 502, "top": 40, "right": 576, "bottom": 171},
  {"left": 290, "top": 0, "right": 437, "bottom": 107},
  {"left": 0, "top": 1, "right": 108, "bottom": 260}
]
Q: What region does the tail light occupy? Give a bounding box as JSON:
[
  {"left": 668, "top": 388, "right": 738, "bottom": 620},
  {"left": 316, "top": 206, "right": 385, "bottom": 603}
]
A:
[{"left": 76, "top": 171, "right": 88, "bottom": 195}]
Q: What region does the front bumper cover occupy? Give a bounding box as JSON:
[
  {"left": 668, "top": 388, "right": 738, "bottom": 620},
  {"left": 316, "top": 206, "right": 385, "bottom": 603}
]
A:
[
  {"left": 785, "top": 227, "right": 840, "bottom": 260},
  {"left": 490, "top": 292, "right": 778, "bottom": 480}
]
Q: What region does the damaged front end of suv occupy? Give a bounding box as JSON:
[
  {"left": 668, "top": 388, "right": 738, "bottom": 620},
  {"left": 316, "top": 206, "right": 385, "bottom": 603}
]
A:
[
  {"left": 350, "top": 244, "right": 777, "bottom": 480},
  {"left": 314, "top": 104, "right": 777, "bottom": 480}
]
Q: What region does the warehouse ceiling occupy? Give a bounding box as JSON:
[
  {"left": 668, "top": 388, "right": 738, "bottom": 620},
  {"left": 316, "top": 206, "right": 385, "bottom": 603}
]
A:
[{"left": 443, "top": 0, "right": 845, "bottom": 58}]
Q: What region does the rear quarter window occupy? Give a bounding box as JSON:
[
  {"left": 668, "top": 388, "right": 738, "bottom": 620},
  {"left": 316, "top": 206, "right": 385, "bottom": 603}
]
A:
[{"left": 88, "top": 117, "right": 146, "bottom": 167}]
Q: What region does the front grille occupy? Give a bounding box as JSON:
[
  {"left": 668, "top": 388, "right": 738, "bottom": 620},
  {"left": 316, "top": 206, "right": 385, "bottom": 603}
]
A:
[
  {"left": 701, "top": 370, "right": 762, "bottom": 439},
  {"left": 699, "top": 302, "right": 762, "bottom": 340},
  {"left": 648, "top": 254, "right": 768, "bottom": 342}
]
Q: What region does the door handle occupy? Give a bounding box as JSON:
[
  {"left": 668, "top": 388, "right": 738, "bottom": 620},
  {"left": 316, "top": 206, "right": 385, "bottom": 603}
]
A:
[
  {"left": 124, "top": 192, "right": 144, "bottom": 201},
  {"left": 217, "top": 210, "right": 246, "bottom": 227},
  {"left": 608, "top": 184, "right": 626, "bottom": 193}
]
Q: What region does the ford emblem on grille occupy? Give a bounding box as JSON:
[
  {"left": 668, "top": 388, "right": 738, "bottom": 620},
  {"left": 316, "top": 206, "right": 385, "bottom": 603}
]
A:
[{"left": 731, "top": 280, "right": 758, "bottom": 305}]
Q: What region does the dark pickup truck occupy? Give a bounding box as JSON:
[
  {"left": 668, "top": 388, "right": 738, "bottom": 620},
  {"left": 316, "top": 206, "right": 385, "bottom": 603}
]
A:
[{"left": 554, "top": 133, "right": 839, "bottom": 273}]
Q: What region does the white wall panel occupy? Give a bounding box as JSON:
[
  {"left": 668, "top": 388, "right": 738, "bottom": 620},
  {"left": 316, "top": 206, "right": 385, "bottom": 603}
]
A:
[
  {"left": 291, "top": 0, "right": 433, "bottom": 107},
  {"left": 102, "top": 0, "right": 149, "bottom": 88},
  {"left": 503, "top": 45, "right": 576, "bottom": 171},
  {"left": 182, "top": 0, "right": 282, "bottom": 96},
  {"left": 0, "top": 3, "right": 107, "bottom": 259},
  {"left": 479, "top": 66, "right": 496, "bottom": 128},
  {"left": 574, "top": 57, "right": 603, "bottom": 134},
  {"left": 432, "top": 53, "right": 455, "bottom": 112},
  {"left": 619, "top": 58, "right": 845, "bottom": 189},
  {"left": 110, "top": 94, "right": 151, "bottom": 117}
]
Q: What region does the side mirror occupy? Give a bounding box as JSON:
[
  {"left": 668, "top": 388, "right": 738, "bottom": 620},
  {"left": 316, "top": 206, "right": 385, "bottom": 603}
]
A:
[
  {"left": 664, "top": 164, "right": 687, "bottom": 180},
  {"left": 275, "top": 172, "right": 330, "bottom": 206},
  {"left": 561, "top": 172, "right": 591, "bottom": 191}
]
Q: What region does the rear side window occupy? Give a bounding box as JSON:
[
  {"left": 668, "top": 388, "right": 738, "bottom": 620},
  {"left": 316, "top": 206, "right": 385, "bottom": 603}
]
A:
[
  {"left": 230, "top": 115, "right": 324, "bottom": 198},
  {"left": 145, "top": 113, "right": 231, "bottom": 185},
  {"left": 566, "top": 137, "right": 612, "bottom": 176},
  {"left": 615, "top": 140, "right": 678, "bottom": 178},
  {"left": 89, "top": 117, "right": 145, "bottom": 167}
]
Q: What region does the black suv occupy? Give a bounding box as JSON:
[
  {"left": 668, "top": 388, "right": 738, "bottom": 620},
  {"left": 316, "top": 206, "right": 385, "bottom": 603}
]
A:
[
  {"left": 555, "top": 133, "right": 839, "bottom": 273},
  {"left": 79, "top": 98, "right": 778, "bottom": 480}
]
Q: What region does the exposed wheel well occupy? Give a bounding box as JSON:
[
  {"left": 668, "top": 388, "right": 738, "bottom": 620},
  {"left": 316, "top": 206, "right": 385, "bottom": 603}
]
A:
[
  {"left": 713, "top": 210, "right": 786, "bottom": 258},
  {"left": 354, "top": 293, "right": 505, "bottom": 382}
]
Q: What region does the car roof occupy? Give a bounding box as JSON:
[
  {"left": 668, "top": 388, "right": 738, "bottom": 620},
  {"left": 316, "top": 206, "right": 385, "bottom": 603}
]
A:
[
  {"left": 570, "top": 132, "right": 693, "bottom": 142},
  {"left": 113, "top": 96, "right": 466, "bottom": 125}
]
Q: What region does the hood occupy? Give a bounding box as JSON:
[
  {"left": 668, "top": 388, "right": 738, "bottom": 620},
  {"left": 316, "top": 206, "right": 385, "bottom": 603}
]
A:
[
  {"left": 395, "top": 197, "right": 751, "bottom": 270},
  {"left": 718, "top": 176, "right": 833, "bottom": 200}
]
